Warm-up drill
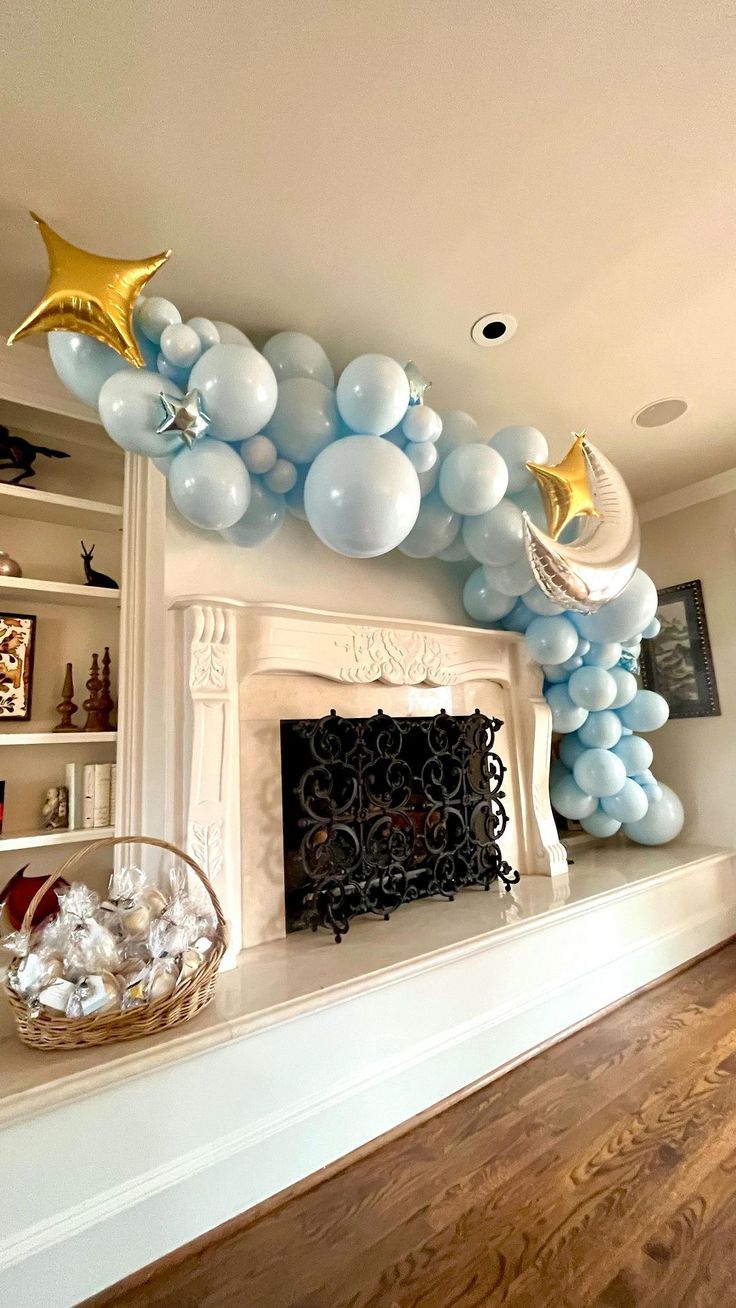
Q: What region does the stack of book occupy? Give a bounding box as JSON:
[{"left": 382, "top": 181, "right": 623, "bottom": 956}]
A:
[{"left": 65, "top": 762, "right": 117, "bottom": 830}]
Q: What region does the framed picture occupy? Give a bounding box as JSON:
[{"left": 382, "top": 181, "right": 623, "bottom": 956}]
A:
[
  {"left": 0, "top": 613, "right": 36, "bottom": 720},
  {"left": 640, "top": 580, "right": 720, "bottom": 719}
]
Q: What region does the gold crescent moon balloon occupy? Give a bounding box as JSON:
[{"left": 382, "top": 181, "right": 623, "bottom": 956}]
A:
[
  {"left": 7, "top": 213, "right": 171, "bottom": 368},
  {"left": 523, "top": 433, "right": 640, "bottom": 612}
]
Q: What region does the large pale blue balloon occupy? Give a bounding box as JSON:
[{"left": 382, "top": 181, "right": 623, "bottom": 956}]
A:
[
  {"left": 572, "top": 569, "right": 658, "bottom": 643},
  {"left": 304, "top": 435, "right": 420, "bottom": 557},
  {"left": 490, "top": 426, "right": 549, "bottom": 493},
  {"left": 168, "top": 439, "right": 251, "bottom": 530},
  {"left": 266, "top": 377, "right": 338, "bottom": 463},
  {"left": 189, "top": 344, "right": 278, "bottom": 441},
  {"left": 618, "top": 689, "right": 670, "bottom": 733},
  {"left": 483, "top": 554, "right": 534, "bottom": 597},
  {"left": 545, "top": 684, "right": 589, "bottom": 733},
  {"left": 523, "top": 585, "right": 564, "bottom": 616},
  {"left": 463, "top": 568, "right": 516, "bottom": 622},
  {"left": 623, "top": 783, "right": 683, "bottom": 845},
  {"left": 573, "top": 748, "right": 627, "bottom": 798},
  {"left": 98, "top": 370, "right": 184, "bottom": 457},
  {"left": 580, "top": 808, "right": 622, "bottom": 837},
  {"left": 220, "top": 477, "right": 285, "bottom": 547},
  {"left": 438, "top": 443, "right": 508, "bottom": 516},
  {"left": 436, "top": 411, "right": 484, "bottom": 456},
  {"left": 463, "top": 501, "right": 524, "bottom": 566},
  {"left": 567, "top": 666, "right": 617, "bottom": 711},
  {"left": 612, "top": 735, "right": 653, "bottom": 776},
  {"left": 577, "top": 710, "right": 623, "bottom": 750},
  {"left": 49, "top": 332, "right": 133, "bottom": 408},
  {"left": 262, "top": 332, "right": 335, "bottom": 388},
  {"left": 398, "top": 489, "right": 460, "bottom": 559},
  {"left": 526, "top": 615, "right": 578, "bottom": 665},
  {"left": 601, "top": 778, "right": 649, "bottom": 823},
  {"left": 336, "top": 355, "right": 410, "bottom": 435},
  {"left": 211, "top": 322, "right": 253, "bottom": 347},
  {"left": 137, "top": 297, "right": 181, "bottom": 344},
  {"left": 550, "top": 772, "right": 597, "bottom": 820}
]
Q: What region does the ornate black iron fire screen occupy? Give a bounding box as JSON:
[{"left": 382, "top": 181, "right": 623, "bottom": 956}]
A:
[{"left": 280, "top": 708, "right": 519, "bottom": 941}]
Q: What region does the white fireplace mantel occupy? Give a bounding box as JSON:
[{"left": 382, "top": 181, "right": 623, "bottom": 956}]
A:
[{"left": 171, "top": 599, "right": 567, "bottom": 960}]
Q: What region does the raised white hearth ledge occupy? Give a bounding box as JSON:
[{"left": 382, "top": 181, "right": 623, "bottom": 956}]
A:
[
  {"left": 1, "top": 841, "right": 734, "bottom": 1307},
  {"left": 171, "top": 599, "right": 567, "bottom": 961}
]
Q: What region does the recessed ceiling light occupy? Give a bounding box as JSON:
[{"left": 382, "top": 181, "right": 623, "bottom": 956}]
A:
[
  {"left": 471, "top": 313, "right": 517, "bottom": 347},
  {"left": 633, "top": 398, "right": 688, "bottom": 428}
]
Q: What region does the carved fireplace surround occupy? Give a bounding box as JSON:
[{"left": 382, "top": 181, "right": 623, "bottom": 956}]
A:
[{"left": 171, "top": 600, "right": 567, "bottom": 962}]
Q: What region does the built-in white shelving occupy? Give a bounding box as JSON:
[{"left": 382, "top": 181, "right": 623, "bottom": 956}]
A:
[
  {"left": 0, "top": 732, "right": 117, "bottom": 747},
  {"left": 0, "top": 575, "right": 120, "bottom": 607},
  {"left": 0, "top": 826, "right": 115, "bottom": 853},
  {"left": 0, "top": 483, "right": 122, "bottom": 531}
]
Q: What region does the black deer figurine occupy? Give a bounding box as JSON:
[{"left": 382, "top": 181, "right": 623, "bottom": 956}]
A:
[
  {"left": 0, "top": 425, "right": 70, "bottom": 485},
  {"left": 80, "top": 542, "right": 119, "bottom": 590}
]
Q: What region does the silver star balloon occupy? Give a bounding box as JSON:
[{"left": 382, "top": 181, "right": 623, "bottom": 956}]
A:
[
  {"left": 157, "top": 389, "right": 211, "bottom": 447},
  {"left": 404, "top": 361, "right": 431, "bottom": 406}
]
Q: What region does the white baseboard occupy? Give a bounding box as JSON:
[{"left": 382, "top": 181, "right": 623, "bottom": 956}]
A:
[{"left": 2, "top": 849, "right": 734, "bottom": 1306}]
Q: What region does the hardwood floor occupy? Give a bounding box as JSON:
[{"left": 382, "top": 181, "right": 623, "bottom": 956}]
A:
[{"left": 86, "top": 941, "right": 736, "bottom": 1307}]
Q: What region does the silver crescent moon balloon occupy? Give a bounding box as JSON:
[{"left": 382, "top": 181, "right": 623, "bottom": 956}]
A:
[{"left": 522, "top": 437, "right": 640, "bottom": 612}]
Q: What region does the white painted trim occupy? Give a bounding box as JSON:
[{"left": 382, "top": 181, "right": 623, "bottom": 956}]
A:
[{"left": 638, "top": 466, "right": 736, "bottom": 522}]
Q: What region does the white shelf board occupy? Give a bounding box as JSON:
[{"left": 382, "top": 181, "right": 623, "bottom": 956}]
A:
[
  {"left": 0, "top": 483, "right": 122, "bottom": 531},
  {"left": 0, "top": 826, "right": 114, "bottom": 853},
  {"left": 0, "top": 575, "right": 120, "bottom": 608},
  {"left": 0, "top": 732, "right": 117, "bottom": 747}
]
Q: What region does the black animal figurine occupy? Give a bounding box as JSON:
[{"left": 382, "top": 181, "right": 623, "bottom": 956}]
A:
[
  {"left": 80, "top": 541, "right": 119, "bottom": 590},
  {"left": 0, "top": 425, "right": 70, "bottom": 486}
]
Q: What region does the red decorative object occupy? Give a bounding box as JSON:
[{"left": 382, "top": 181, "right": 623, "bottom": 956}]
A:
[{"left": 0, "top": 867, "right": 68, "bottom": 931}]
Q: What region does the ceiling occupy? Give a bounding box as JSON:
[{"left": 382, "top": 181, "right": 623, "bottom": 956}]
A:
[{"left": 2, "top": 0, "right": 736, "bottom": 501}]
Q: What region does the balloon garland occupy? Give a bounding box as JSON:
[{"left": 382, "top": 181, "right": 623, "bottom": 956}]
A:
[{"left": 8, "top": 217, "right": 684, "bottom": 848}]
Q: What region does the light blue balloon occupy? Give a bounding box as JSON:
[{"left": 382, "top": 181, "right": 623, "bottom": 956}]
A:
[
  {"left": 577, "top": 709, "right": 623, "bottom": 750},
  {"left": 572, "top": 569, "right": 658, "bottom": 643},
  {"left": 262, "top": 332, "right": 334, "bottom": 388},
  {"left": 463, "top": 501, "right": 524, "bottom": 566},
  {"left": 550, "top": 759, "right": 568, "bottom": 789},
  {"left": 490, "top": 426, "right": 549, "bottom": 493},
  {"left": 137, "top": 297, "right": 182, "bottom": 344},
  {"left": 189, "top": 344, "right": 278, "bottom": 441},
  {"left": 582, "top": 642, "right": 622, "bottom": 669},
  {"left": 612, "top": 735, "right": 653, "bottom": 776},
  {"left": 211, "top": 322, "right": 253, "bottom": 346},
  {"left": 618, "top": 689, "right": 670, "bottom": 733},
  {"left": 403, "top": 406, "right": 442, "bottom": 443},
  {"left": 160, "top": 323, "right": 202, "bottom": 370},
  {"left": 483, "top": 554, "right": 534, "bottom": 597},
  {"left": 266, "top": 377, "right": 338, "bottom": 463},
  {"left": 98, "top": 370, "right": 184, "bottom": 457},
  {"left": 284, "top": 465, "right": 309, "bottom": 520},
  {"left": 240, "top": 435, "right": 278, "bottom": 474},
  {"left": 463, "top": 567, "right": 516, "bottom": 622},
  {"left": 543, "top": 664, "right": 571, "bottom": 684},
  {"left": 573, "top": 748, "right": 627, "bottom": 798},
  {"left": 220, "top": 477, "right": 286, "bottom": 547},
  {"left": 567, "top": 666, "right": 617, "bottom": 711},
  {"left": 168, "top": 439, "right": 251, "bottom": 531},
  {"left": 304, "top": 436, "right": 420, "bottom": 558},
  {"left": 580, "top": 808, "right": 622, "bottom": 838},
  {"left": 503, "top": 600, "right": 535, "bottom": 633},
  {"left": 405, "top": 441, "right": 438, "bottom": 474},
  {"left": 642, "top": 617, "right": 661, "bottom": 640},
  {"left": 510, "top": 483, "right": 547, "bottom": 529},
  {"left": 439, "top": 443, "right": 508, "bottom": 516},
  {"left": 417, "top": 462, "right": 439, "bottom": 498},
  {"left": 152, "top": 453, "right": 175, "bottom": 477},
  {"left": 575, "top": 638, "right": 591, "bottom": 657},
  {"left": 550, "top": 772, "right": 597, "bottom": 820},
  {"left": 522, "top": 585, "right": 564, "bottom": 616},
  {"left": 156, "top": 354, "right": 190, "bottom": 388},
  {"left": 526, "top": 615, "right": 578, "bottom": 665},
  {"left": 545, "top": 684, "right": 589, "bottom": 734},
  {"left": 49, "top": 332, "right": 133, "bottom": 409},
  {"left": 623, "top": 783, "right": 683, "bottom": 845},
  {"left": 336, "top": 354, "right": 410, "bottom": 435},
  {"left": 398, "top": 489, "right": 460, "bottom": 559},
  {"left": 608, "top": 666, "right": 638, "bottom": 709},
  {"left": 265, "top": 458, "right": 298, "bottom": 494},
  {"left": 435, "top": 410, "right": 483, "bottom": 456},
  {"left": 561, "top": 655, "right": 583, "bottom": 672},
  {"left": 437, "top": 536, "right": 471, "bottom": 563},
  {"left": 187, "top": 317, "right": 220, "bottom": 350},
  {"left": 601, "top": 778, "right": 649, "bottom": 823},
  {"left": 559, "top": 733, "right": 587, "bottom": 770}
]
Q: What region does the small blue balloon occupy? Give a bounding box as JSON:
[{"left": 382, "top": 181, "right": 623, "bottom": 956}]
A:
[
  {"left": 266, "top": 377, "right": 338, "bottom": 463},
  {"left": 417, "top": 462, "right": 440, "bottom": 498},
  {"left": 98, "top": 370, "right": 184, "bottom": 457},
  {"left": 168, "top": 439, "right": 251, "bottom": 531},
  {"left": 559, "top": 733, "right": 587, "bottom": 770},
  {"left": 463, "top": 501, "right": 525, "bottom": 566},
  {"left": 550, "top": 772, "right": 597, "bottom": 820},
  {"left": 137, "top": 297, "right": 182, "bottom": 344},
  {"left": 189, "top": 344, "right": 278, "bottom": 441},
  {"left": 608, "top": 666, "right": 638, "bottom": 709},
  {"left": 398, "top": 489, "right": 460, "bottom": 559},
  {"left": 49, "top": 332, "right": 133, "bottom": 409},
  {"left": 575, "top": 638, "right": 591, "bottom": 656},
  {"left": 404, "top": 441, "right": 438, "bottom": 474},
  {"left": 490, "top": 426, "right": 549, "bottom": 493},
  {"left": 601, "top": 778, "right": 649, "bottom": 823},
  {"left": 265, "top": 458, "right": 298, "bottom": 494},
  {"left": 577, "top": 709, "right": 623, "bottom": 750},
  {"left": 573, "top": 748, "right": 627, "bottom": 798},
  {"left": 437, "top": 537, "right": 471, "bottom": 563},
  {"left": 211, "top": 322, "right": 253, "bottom": 347},
  {"left": 561, "top": 655, "right": 583, "bottom": 672},
  {"left": 160, "top": 323, "right": 202, "bottom": 370},
  {"left": 642, "top": 617, "right": 661, "bottom": 640},
  {"left": 156, "top": 354, "right": 190, "bottom": 388},
  {"left": 305, "top": 435, "right": 420, "bottom": 558},
  {"left": 220, "top": 477, "right": 286, "bottom": 547},
  {"left": 522, "top": 585, "right": 564, "bottom": 616},
  {"left": 567, "top": 666, "right": 617, "bottom": 711},
  {"left": 438, "top": 443, "right": 508, "bottom": 516},
  {"left": 526, "top": 615, "right": 578, "bottom": 665},
  {"left": 240, "top": 435, "right": 278, "bottom": 474},
  {"left": 262, "top": 332, "right": 334, "bottom": 388},
  {"left": 483, "top": 554, "right": 535, "bottom": 597},
  {"left": 617, "top": 689, "right": 670, "bottom": 733},
  {"left": 510, "top": 483, "right": 547, "bottom": 529},
  {"left": 336, "top": 355, "right": 410, "bottom": 435},
  {"left": 582, "top": 642, "right": 622, "bottom": 669},
  {"left": 572, "top": 569, "right": 658, "bottom": 643},
  {"left": 623, "top": 784, "right": 683, "bottom": 844},
  {"left": 543, "top": 664, "right": 572, "bottom": 684},
  {"left": 580, "top": 808, "right": 622, "bottom": 838},
  {"left": 463, "top": 567, "right": 516, "bottom": 623},
  {"left": 435, "top": 410, "right": 483, "bottom": 456},
  {"left": 502, "top": 600, "right": 535, "bottom": 633},
  {"left": 545, "top": 684, "right": 589, "bottom": 734},
  {"left": 402, "top": 406, "right": 442, "bottom": 443},
  {"left": 187, "top": 317, "right": 220, "bottom": 350},
  {"left": 284, "top": 465, "right": 309, "bottom": 520},
  {"left": 611, "top": 735, "right": 654, "bottom": 776}
]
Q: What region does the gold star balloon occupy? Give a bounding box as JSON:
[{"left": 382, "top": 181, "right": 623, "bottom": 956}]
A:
[
  {"left": 526, "top": 431, "right": 601, "bottom": 539},
  {"left": 8, "top": 213, "right": 171, "bottom": 368}
]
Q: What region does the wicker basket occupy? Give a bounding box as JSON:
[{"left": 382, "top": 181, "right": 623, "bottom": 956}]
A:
[{"left": 4, "top": 835, "right": 228, "bottom": 1051}]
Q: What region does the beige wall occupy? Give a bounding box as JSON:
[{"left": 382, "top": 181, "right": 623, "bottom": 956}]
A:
[{"left": 640, "top": 490, "right": 736, "bottom": 848}]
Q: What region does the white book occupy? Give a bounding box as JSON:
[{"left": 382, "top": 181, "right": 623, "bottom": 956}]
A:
[
  {"left": 93, "top": 763, "right": 112, "bottom": 828},
  {"left": 82, "top": 764, "right": 96, "bottom": 830},
  {"left": 110, "top": 764, "right": 117, "bottom": 828},
  {"left": 65, "top": 763, "right": 85, "bottom": 830}
]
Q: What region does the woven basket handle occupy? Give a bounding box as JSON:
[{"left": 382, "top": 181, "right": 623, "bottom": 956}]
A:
[{"left": 19, "top": 836, "right": 228, "bottom": 940}]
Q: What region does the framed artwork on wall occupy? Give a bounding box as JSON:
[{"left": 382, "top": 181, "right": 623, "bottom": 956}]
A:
[
  {"left": 640, "top": 580, "right": 720, "bottom": 719},
  {"left": 0, "top": 613, "right": 36, "bottom": 720}
]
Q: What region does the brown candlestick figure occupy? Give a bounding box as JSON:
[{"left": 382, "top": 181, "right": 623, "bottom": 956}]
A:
[
  {"left": 98, "top": 646, "right": 115, "bottom": 731},
  {"left": 54, "top": 662, "right": 81, "bottom": 732},
  {"left": 82, "top": 652, "right": 106, "bottom": 732}
]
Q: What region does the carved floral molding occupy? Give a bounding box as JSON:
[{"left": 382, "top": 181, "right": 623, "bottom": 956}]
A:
[{"left": 337, "top": 626, "right": 457, "bottom": 685}]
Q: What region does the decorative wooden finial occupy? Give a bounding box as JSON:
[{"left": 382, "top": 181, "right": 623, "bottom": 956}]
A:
[
  {"left": 98, "top": 646, "right": 115, "bottom": 731},
  {"left": 82, "top": 652, "right": 106, "bottom": 732},
  {"left": 54, "top": 662, "right": 80, "bottom": 732}
]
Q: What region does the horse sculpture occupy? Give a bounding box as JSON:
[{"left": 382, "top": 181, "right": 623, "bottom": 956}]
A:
[{"left": 0, "top": 425, "right": 70, "bottom": 485}]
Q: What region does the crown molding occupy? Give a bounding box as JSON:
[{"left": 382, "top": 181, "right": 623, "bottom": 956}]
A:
[{"left": 638, "top": 467, "right": 736, "bottom": 522}]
